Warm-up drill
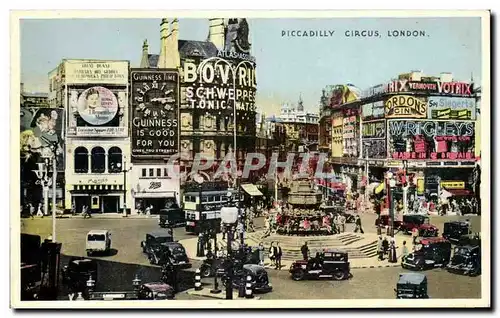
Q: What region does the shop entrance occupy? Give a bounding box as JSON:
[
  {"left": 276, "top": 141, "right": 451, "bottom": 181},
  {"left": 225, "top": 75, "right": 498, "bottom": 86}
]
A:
[
  {"left": 102, "top": 196, "right": 120, "bottom": 213},
  {"left": 73, "top": 196, "right": 90, "bottom": 214}
]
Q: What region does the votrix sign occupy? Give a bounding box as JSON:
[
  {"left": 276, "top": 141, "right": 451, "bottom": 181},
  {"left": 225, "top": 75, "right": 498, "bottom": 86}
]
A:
[{"left": 130, "top": 69, "right": 180, "bottom": 160}]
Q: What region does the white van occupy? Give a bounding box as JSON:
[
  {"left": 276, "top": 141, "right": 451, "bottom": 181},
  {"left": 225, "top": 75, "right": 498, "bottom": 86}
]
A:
[{"left": 86, "top": 230, "right": 111, "bottom": 256}]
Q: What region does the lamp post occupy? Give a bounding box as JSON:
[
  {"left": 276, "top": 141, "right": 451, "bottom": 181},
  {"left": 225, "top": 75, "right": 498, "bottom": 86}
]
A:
[
  {"left": 117, "top": 160, "right": 132, "bottom": 217},
  {"left": 402, "top": 160, "right": 408, "bottom": 215},
  {"left": 386, "top": 171, "right": 396, "bottom": 237},
  {"left": 236, "top": 169, "right": 245, "bottom": 247},
  {"left": 222, "top": 192, "right": 238, "bottom": 300}
]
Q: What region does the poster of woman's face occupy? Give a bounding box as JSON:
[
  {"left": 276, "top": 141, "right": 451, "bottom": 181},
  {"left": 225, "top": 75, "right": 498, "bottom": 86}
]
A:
[{"left": 77, "top": 86, "right": 118, "bottom": 125}]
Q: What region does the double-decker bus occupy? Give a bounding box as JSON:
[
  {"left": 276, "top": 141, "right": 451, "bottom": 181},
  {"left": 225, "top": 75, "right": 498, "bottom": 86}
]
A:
[{"left": 183, "top": 182, "right": 241, "bottom": 234}]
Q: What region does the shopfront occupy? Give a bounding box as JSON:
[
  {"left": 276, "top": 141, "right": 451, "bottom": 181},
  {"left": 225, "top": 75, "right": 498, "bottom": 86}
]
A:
[{"left": 67, "top": 177, "right": 128, "bottom": 214}]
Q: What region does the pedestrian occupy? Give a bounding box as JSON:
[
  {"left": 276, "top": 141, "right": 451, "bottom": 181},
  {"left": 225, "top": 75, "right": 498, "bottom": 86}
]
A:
[
  {"left": 274, "top": 242, "right": 283, "bottom": 270},
  {"left": 37, "top": 203, "right": 44, "bottom": 218},
  {"left": 145, "top": 205, "right": 152, "bottom": 216},
  {"left": 71, "top": 203, "right": 76, "bottom": 216},
  {"left": 354, "top": 215, "right": 364, "bottom": 234},
  {"left": 269, "top": 241, "right": 276, "bottom": 267},
  {"left": 400, "top": 240, "right": 409, "bottom": 259},
  {"left": 377, "top": 236, "right": 384, "bottom": 261},
  {"left": 412, "top": 227, "right": 419, "bottom": 245},
  {"left": 258, "top": 242, "right": 265, "bottom": 266},
  {"left": 333, "top": 214, "right": 339, "bottom": 234},
  {"left": 339, "top": 213, "right": 346, "bottom": 233},
  {"left": 29, "top": 203, "right": 35, "bottom": 219},
  {"left": 382, "top": 236, "right": 389, "bottom": 256},
  {"left": 301, "top": 241, "right": 309, "bottom": 261},
  {"left": 82, "top": 205, "right": 91, "bottom": 219}
]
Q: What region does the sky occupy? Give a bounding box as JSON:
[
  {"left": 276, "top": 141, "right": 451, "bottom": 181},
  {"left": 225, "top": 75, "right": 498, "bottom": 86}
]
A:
[{"left": 20, "top": 17, "right": 482, "bottom": 116}]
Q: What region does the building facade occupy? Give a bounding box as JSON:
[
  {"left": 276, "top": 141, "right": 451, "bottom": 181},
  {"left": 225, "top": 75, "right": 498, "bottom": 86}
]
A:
[
  {"left": 58, "top": 59, "right": 132, "bottom": 213},
  {"left": 328, "top": 71, "right": 478, "bottom": 206}
]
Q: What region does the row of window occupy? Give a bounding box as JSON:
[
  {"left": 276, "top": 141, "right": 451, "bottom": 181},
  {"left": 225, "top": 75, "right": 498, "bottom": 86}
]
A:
[
  {"left": 74, "top": 146, "right": 122, "bottom": 174},
  {"left": 142, "top": 168, "right": 170, "bottom": 178}
]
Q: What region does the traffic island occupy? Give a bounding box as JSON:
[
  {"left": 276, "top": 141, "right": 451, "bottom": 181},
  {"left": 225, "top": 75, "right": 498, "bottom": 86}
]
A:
[{"left": 185, "top": 288, "right": 260, "bottom": 300}]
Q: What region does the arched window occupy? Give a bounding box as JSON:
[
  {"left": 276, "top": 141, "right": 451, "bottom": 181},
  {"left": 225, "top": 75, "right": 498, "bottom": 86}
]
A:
[
  {"left": 108, "top": 147, "right": 123, "bottom": 173},
  {"left": 74, "top": 147, "right": 89, "bottom": 173},
  {"left": 91, "top": 147, "right": 106, "bottom": 173}
]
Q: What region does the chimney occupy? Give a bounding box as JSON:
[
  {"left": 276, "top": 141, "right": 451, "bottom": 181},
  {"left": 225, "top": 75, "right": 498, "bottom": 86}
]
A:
[
  {"left": 140, "top": 39, "right": 150, "bottom": 68},
  {"left": 158, "top": 18, "right": 170, "bottom": 68},
  {"left": 208, "top": 18, "right": 225, "bottom": 50},
  {"left": 20, "top": 82, "right": 24, "bottom": 94},
  {"left": 170, "top": 18, "right": 180, "bottom": 68}
]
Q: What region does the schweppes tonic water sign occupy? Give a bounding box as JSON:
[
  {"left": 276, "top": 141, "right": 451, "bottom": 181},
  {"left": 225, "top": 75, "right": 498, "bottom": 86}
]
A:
[{"left": 385, "top": 95, "right": 427, "bottom": 118}]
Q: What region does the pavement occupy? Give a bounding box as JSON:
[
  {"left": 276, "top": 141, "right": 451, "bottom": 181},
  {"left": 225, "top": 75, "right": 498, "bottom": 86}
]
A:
[{"left": 19, "top": 213, "right": 482, "bottom": 300}]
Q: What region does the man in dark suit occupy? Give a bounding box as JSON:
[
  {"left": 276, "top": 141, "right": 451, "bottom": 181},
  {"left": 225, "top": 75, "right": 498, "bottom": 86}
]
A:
[
  {"left": 274, "top": 242, "right": 283, "bottom": 270},
  {"left": 301, "top": 241, "right": 309, "bottom": 261}
]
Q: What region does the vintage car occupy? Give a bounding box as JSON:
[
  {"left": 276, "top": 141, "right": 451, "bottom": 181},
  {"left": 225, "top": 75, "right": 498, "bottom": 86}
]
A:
[
  {"left": 158, "top": 208, "right": 185, "bottom": 228},
  {"left": 141, "top": 230, "right": 191, "bottom": 269},
  {"left": 394, "top": 214, "right": 438, "bottom": 237},
  {"left": 395, "top": 273, "right": 428, "bottom": 299},
  {"left": 86, "top": 230, "right": 111, "bottom": 256},
  {"left": 289, "top": 249, "right": 351, "bottom": 281},
  {"left": 200, "top": 246, "right": 260, "bottom": 278},
  {"left": 447, "top": 244, "right": 481, "bottom": 276},
  {"left": 62, "top": 257, "right": 98, "bottom": 293},
  {"left": 442, "top": 221, "right": 471, "bottom": 244},
  {"left": 401, "top": 237, "right": 452, "bottom": 271},
  {"left": 222, "top": 263, "right": 273, "bottom": 293}
]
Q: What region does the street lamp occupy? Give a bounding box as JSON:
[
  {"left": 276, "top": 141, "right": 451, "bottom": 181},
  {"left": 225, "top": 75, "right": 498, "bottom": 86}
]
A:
[
  {"left": 116, "top": 160, "right": 132, "bottom": 217},
  {"left": 33, "top": 157, "right": 58, "bottom": 241},
  {"left": 386, "top": 171, "right": 397, "bottom": 237},
  {"left": 86, "top": 275, "right": 95, "bottom": 294},
  {"left": 194, "top": 174, "right": 205, "bottom": 257},
  {"left": 221, "top": 194, "right": 239, "bottom": 300},
  {"left": 132, "top": 274, "right": 142, "bottom": 291}
]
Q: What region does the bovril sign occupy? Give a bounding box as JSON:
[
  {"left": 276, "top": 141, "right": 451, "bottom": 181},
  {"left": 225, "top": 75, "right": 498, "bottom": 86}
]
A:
[{"left": 385, "top": 95, "right": 427, "bottom": 119}]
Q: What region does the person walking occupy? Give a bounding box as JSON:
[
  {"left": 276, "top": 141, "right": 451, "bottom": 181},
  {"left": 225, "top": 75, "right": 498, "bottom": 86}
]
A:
[
  {"left": 333, "top": 214, "right": 339, "bottom": 234},
  {"left": 274, "top": 242, "right": 283, "bottom": 270},
  {"left": 382, "top": 236, "right": 389, "bottom": 256},
  {"left": 354, "top": 215, "right": 364, "bottom": 234},
  {"left": 82, "top": 205, "right": 91, "bottom": 219},
  {"left": 339, "top": 214, "right": 346, "bottom": 233},
  {"left": 412, "top": 227, "right": 419, "bottom": 245},
  {"left": 399, "top": 240, "right": 409, "bottom": 260},
  {"left": 377, "top": 236, "right": 384, "bottom": 261},
  {"left": 258, "top": 242, "right": 265, "bottom": 266},
  {"left": 301, "top": 241, "right": 309, "bottom": 261},
  {"left": 269, "top": 241, "right": 276, "bottom": 267},
  {"left": 29, "top": 203, "right": 35, "bottom": 219}
]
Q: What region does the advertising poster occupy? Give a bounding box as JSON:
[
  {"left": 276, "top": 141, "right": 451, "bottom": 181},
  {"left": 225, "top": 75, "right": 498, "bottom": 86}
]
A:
[
  {"left": 388, "top": 119, "right": 475, "bottom": 160},
  {"left": 67, "top": 86, "right": 128, "bottom": 137},
  {"left": 64, "top": 60, "right": 129, "bottom": 85},
  {"left": 362, "top": 140, "right": 386, "bottom": 159},
  {"left": 428, "top": 96, "right": 476, "bottom": 120},
  {"left": 361, "top": 101, "right": 384, "bottom": 120},
  {"left": 130, "top": 69, "right": 180, "bottom": 160},
  {"left": 386, "top": 79, "right": 474, "bottom": 96},
  {"left": 362, "top": 120, "right": 386, "bottom": 139},
  {"left": 20, "top": 107, "right": 65, "bottom": 171},
  {"left": 385, "top": 95, "right": 427, "bottom": 118}
]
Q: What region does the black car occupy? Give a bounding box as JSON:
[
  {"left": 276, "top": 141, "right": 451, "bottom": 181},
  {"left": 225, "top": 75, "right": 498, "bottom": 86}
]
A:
[
  {"left": 443, "top": 221, "right": 471, "bottom": 244},
  {"left": 158, "top": 208, "right": 185, "bottom": 228},
  {"left": 141, "top": 231, "right": 191, "bottom": 269},
  {"left": 62, "top": 257, "right": 98, "bottom": 293},
  {"left": 289, "top": 249, "right": 351, "bottom": 281},
  {"left": 447, "top": 245, "right": 481, "bottom": 276},
  {"left": 222, "top": 263, "right": 272, "bottom": 293},
  {"left": 401, "top": 237, "right": 452, "bottom": 271},
  {"left": 395, "top": 273, "right": 428, "bottom": 299}
]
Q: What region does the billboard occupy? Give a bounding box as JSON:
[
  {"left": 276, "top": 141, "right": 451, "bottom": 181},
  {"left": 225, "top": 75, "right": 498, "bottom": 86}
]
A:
[
  {"left": 130, "top": 69, "right": 180, "bottom": 160},
  {"left": 66, "top": 87, "right": 128, "bottom": 137},
  {"left": 427, "top": 96, "right": 476, "bottom": 120},
  {"left": 362, "top": 140, "right": 386, "bottom": 159},
  {"left": 385, "top": 95, "right": 427, "bottom": 118},
  {"left": 20, "top": 107, "right": 65, "bottom": 171},
  {"left": 361, "top": 101, "right": 384, "bottom": 120},
  {"left": 362, "top": 120, "right": 386, "bottom": 139},
  {"left": 388, "top": 119, "right": 475, "bottom": 160},
  {"left": 386, "top": 79, "right": 474, "bottom": 96},
  {"left": 64, "top": 60, "right": 129, "bottom": 85}
]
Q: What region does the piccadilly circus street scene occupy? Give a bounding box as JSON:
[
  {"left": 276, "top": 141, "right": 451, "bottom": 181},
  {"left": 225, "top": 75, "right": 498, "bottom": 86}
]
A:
[{"left": 13, "top": 12, "right": 490, "bottom": 308}]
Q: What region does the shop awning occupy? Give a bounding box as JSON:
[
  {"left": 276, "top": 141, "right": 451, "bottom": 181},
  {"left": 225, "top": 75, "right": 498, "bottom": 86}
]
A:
[{"left": 241, "top": 184, "right": 263, "bottom": 196}]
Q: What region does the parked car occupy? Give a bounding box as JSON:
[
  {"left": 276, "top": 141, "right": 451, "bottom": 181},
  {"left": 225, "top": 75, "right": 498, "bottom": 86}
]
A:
[
  {"left": 86, "top": 230, "right": 111, "bottom": 256},
  {"left": 289, "top": 249, "right": 351, "bottom": 281},
  {"left": 395, "top": 273, "right": 428, "bottom": 299},
  {"left": 442, "top": 221, "right": 471, "bottom": 244},
  {"left": 222, "top": 263, "right": 272, "bottom": 293},
  {"left": 158, "top": 208, "right": 185, "bottom": 228},
  {"left": 137, "top": 282, "right": 175, "bottom": 300},
  {"left": 141, "top": 230, "right": 191, "bottom": 269},
  {"left": 401, "top": 237, "right": 452, "bottom": 271},
  {"left": 62, "top": 257, "right": 98, "bottom": 293},
  {"left": 380, "top": 214, "right": 439, "bottom": 237},
  {"left": 200, "top": 247, "right": 259, "bottom": 278},
  {"left": 447, "top": 244, "right": 481, "bottom": 276}
]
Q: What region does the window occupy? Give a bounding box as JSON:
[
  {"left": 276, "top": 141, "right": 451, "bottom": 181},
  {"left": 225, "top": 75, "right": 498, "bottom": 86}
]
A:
[
  {"left": 157, "top": 168, "right": 161, "bottom": 177},
  {"left": 74, "top": 147, "right": 89, "bottom": 173},
  {"left": 108, "top": 147, "right": 123, "bottom": 173},
  {"left": 142, "top": 169, "right": 147, "bottom": 177},
  {"left": 91, "top": 147, "right": 106, "bottom": 173},
  {"left": 164, "top": 168, "right": 168, "bottom": 177},
  {"left": 149, "top": 169, "right": 154, "bottom": 177}
]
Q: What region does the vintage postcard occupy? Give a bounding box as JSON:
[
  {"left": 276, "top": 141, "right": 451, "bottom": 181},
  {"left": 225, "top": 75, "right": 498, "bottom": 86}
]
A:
[{"left": 11, "top": 10, "right": 490, "bottom": 309}]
